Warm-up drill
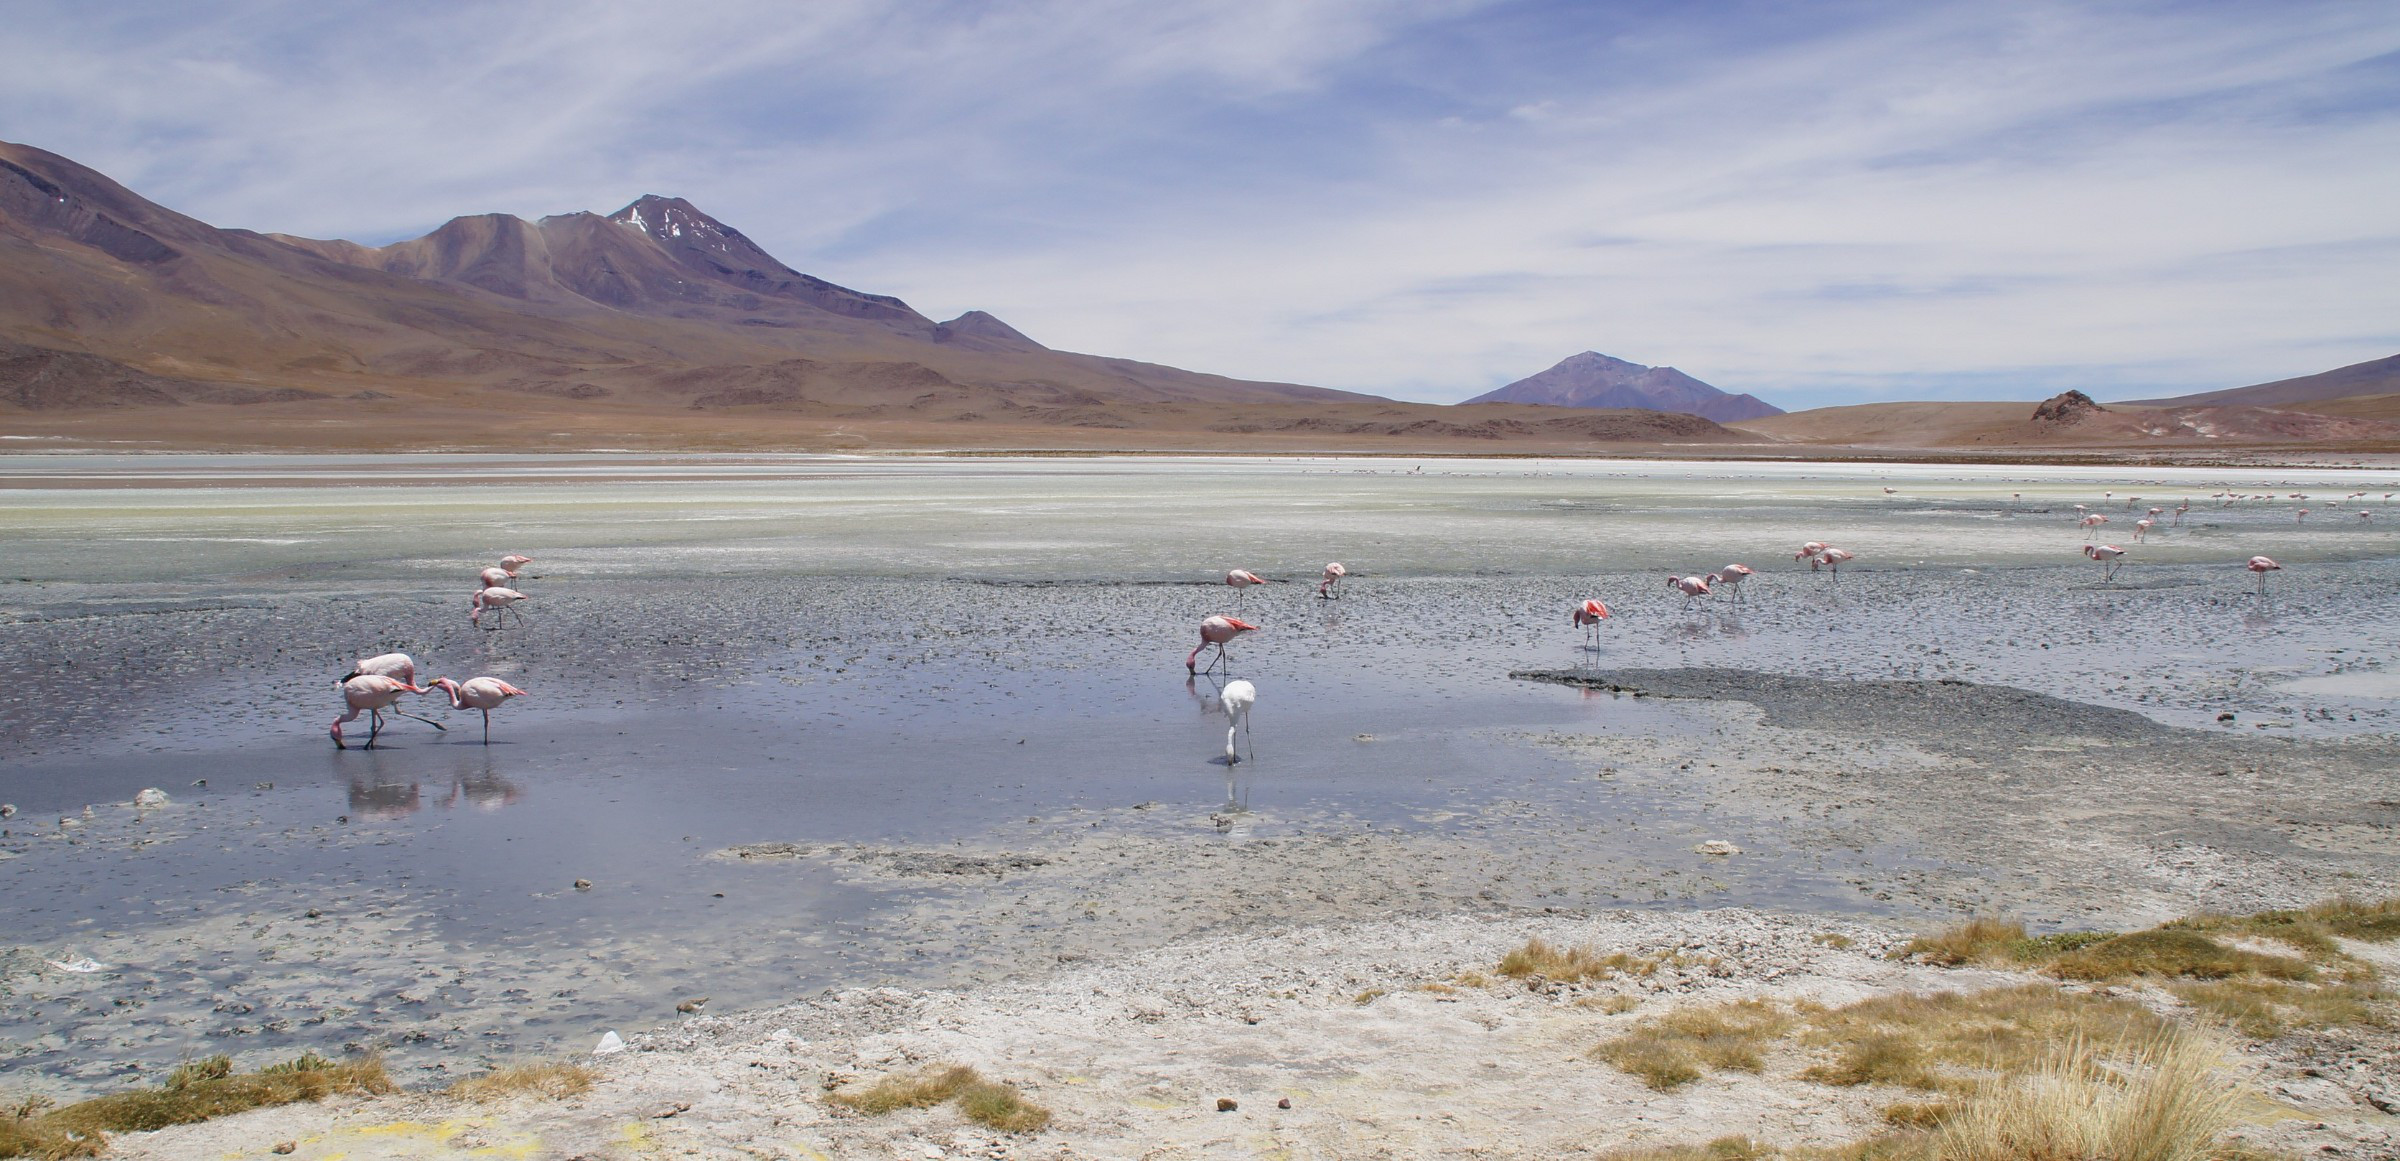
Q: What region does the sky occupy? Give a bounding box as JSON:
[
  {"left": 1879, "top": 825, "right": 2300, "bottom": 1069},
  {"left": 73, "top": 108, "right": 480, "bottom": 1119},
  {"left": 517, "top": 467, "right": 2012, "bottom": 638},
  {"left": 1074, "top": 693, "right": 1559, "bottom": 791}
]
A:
[{"left": 4, "top": 0, "right": 2397, "bottom": 409}]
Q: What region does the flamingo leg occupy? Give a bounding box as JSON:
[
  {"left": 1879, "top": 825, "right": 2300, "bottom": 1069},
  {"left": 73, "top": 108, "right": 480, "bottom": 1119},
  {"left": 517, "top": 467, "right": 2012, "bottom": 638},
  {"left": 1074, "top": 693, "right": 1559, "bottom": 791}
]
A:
[
  {"left": 366, "top": 707, "right": 383, "bottom": 748},
  {"left": 389, "top": 709, "right": 447, "bottom": 730},
  {"left": 482, "top": 708, "right": 491, "bottom": 745}
]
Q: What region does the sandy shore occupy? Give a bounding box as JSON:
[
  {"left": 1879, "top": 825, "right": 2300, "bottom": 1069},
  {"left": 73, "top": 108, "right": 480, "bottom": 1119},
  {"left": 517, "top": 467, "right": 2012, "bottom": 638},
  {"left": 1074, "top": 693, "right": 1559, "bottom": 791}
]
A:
[{"left": 103, "top": 906, "right": 2398, "bottom": 1160}]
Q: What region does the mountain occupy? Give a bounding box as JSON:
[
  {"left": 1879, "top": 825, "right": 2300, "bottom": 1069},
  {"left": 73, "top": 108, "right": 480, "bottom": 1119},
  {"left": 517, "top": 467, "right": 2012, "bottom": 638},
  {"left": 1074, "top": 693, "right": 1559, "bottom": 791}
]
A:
[
  {"left": 1463, "top": 352, "right": 1783, "bottom": 422},
  {"left": 0, "top": 139, "right": 1389, "bottom": 420},
  {"left": 2125, "top": 354, "right": 2400, "bottom": 410},
  {"left": 1735, "top": 390, "right": 2400, "bottom": 449}
]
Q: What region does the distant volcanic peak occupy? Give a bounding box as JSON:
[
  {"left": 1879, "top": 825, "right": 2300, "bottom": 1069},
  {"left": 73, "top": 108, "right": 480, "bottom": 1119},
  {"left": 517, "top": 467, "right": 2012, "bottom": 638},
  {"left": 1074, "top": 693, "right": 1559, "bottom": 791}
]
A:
[
  {"left": 610, "top": 195, "right": 736, "bottom": 252},
  {"left": 2031, "top": 390, "right": 2106, "bottom": 424},
  {"left": 1465, "top": 351, "right": 1784, "bottom": 423},
  {"left": 934, "top": 310, "right": 1044, "bottom": 352}
]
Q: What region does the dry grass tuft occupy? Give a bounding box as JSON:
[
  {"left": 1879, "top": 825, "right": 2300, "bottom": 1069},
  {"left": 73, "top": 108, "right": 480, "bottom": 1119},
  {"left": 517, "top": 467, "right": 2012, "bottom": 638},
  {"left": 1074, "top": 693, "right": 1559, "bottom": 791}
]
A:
[
  {"left": 1574, "top": 993, "right": 1642, "bottom": 1014},
  {"left": 1353, "top": 988, "right": 1386, "bottom": 1005},
  {"left": 955, "top": 1078, "right": 1051, "bottom": 1133},
  {"left": 2167, "top": 977, "right": 2389, "bottom": 1039},
  {"left": 1, "top": 1096, "right": 102, "bottom": 1161},
  {"left": 1878, "top": 1100, "right": 1957, "bottom": 1129},
  {"left": 1931, "top": 1029, "right": 2244, "bottom": 1161},
  {"left": 1812, "top": 933, "right": 1855, "bottom": 950},
  {"left": 826, "top": 1064, "right": 1050, "bottom": 1133},
  {"left": 1798, "top": 985, "right": 2173, "bottom": 1093},
  {"left": 1499, "top": 938, "right": 1622, "bottom": 984},
  {"left": 1898, "top": 918, "right": 2028, "bottom": 966},
  {"left": 827, "top": 1065, "right": 979, "bottom": 1115},
  {"left": 1, "top": 1053, "right": 392, "bottom": 1158},
  {"left": 2045, "top": 929, "right": 2313, "bottom": 982},
  {"left": 445, "top": 1062, "right": 597, "bottom": 1102},
  {"left": 1594, "top": 1135, "right": 1776, "bottom": 1161},
  {"left": 1593, "top": 999, "right": 1794, "bottom": 1090}
]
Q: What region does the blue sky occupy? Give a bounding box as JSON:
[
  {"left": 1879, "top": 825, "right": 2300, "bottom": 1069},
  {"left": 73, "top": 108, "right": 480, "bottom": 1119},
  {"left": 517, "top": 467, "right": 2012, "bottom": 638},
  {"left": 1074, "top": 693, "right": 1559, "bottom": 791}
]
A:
[{"left": 5, "top": 0, "right": 2397, "bottom": 408}]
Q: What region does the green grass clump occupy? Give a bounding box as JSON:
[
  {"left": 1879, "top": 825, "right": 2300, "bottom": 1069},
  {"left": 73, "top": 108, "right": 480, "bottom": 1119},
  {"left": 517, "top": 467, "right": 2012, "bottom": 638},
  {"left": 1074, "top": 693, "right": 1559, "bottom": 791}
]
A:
[
  {"left": 827, "top": 1064, "right": 1050, "bottom": 1133},
  {"left": 955, "top": 1078, "right": 1051, "bottom": 1133},
  {"left": 2167, "top": 977, "right": 2389, "bottom": 1039},
  {"left": 1, "top": 1053, "right": 392, "bottom": 1158},
  {"left": 2045, "top": 929, "right": 2313, "bottom": 982},
  {"left": 1797, "top": 985, "right": 2172, "bottom": 1092},
  {"left": 1593, "top": 999, "right": 1793, "bottom": 1090}
]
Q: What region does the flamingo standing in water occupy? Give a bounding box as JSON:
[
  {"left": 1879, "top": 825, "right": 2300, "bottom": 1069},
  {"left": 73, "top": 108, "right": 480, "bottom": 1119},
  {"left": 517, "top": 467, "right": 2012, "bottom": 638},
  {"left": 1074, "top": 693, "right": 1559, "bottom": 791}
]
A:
[
  {"left": 499, "top": 554, "right": 533, "bottom": 576},
  {"left": 1667, "top": 574, "right": 1712, "bottom": 607},
  {"left": 1186, "top": 615, "right": 1259, "bottom": 673},
  {"left": 479, "top": 566, "right": 513, "bottom": 589},
  {"left": 471, "top": 586, "right": 529, "bottom": 629},
  {"left": 2174, "top": 501, "right": 2189, "bottom": 526},
  {"left": 2080, "top": 513, "right": 2109, "bottom": 539},
  {"left": 331, "top": 675, "right": 438, "bottom": 749},
  {"left": 1317, "top": 562, "right": 1347, "bottom": 599},
  {"left": 2133, "top": 519, "right": 2155, "bottom": 542},
  {"left": 1707, "top": 563, "right": 1753, "bottom": 603},
  {"left": 340, "top": 652, "right": 417, "bottom": 685},
  {"left": 1795, "top": 541, "right": 1827, "bottom": 563},
  {"left": 1573, "top": 599, "right": 1610, "bottom": 648},
  {"left": 1812, "top": 547, "right": 1856, "bottom": 579},
  {"left": 1221, "top": 679, "right": 1256, "bottom": 763},
  {"left": 1224, "top": 569, "right": 1269, "bottom": 605},
  {"left": 2296, "top": 508, "right": 2310, "bottom": 523},
  {"left": 2083, "top": 543, "right": 2127, "bottom": 582},
  {"left": 2247, "top": 556, "right": 2281, "bottom": 595},
  {"left": 431, "top": 677, "right": 528, "bottom": 744}
]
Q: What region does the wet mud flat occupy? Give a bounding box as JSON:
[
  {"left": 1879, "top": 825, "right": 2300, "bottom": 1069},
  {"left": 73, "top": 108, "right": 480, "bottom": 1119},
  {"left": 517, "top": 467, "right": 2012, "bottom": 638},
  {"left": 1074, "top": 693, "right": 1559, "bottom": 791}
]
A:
[{"left": 4, "top": 564, "right": 2399, "bottom": 1100}]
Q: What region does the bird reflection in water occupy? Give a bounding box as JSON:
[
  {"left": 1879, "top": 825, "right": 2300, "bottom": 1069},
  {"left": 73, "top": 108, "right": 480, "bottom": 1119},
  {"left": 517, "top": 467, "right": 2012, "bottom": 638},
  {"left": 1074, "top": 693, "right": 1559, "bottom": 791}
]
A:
[{"left": 346, "top": 754, "right": 524, "bottom": 818}]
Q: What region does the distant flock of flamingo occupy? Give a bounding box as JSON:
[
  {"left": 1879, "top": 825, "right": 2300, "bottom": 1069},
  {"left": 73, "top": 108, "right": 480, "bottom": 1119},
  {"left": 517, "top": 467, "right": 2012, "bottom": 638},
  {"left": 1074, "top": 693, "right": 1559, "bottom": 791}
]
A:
[
  {"left": 329, "top": 555, "right": 534, "bottom": 748},
  {"left": 335, "top": 484, "right": 2356, "bottom": 756}
]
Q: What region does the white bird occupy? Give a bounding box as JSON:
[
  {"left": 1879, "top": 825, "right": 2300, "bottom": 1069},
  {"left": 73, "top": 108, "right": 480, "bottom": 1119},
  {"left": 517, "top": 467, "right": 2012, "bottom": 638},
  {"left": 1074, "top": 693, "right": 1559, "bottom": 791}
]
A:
[
  {"left": 1221, "top": 679, "right": 1256, "bottom": 764},
  {"left": 1317, "top": 562, "right": 1347, "bottom": 599}
]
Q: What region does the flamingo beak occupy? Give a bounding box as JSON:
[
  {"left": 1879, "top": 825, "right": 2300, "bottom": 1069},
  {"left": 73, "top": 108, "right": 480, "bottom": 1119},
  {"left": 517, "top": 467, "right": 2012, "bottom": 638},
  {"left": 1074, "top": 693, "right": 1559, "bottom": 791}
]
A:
[{"left": 1228, "top": 618, "right": 1260, "bottom": 630}]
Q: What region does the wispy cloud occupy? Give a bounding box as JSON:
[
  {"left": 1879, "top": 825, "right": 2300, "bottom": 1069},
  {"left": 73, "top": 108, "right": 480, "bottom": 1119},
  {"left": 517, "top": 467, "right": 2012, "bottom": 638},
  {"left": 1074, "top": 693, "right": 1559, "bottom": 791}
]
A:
[{"left": 2, "top": 0, "right": 2395, "bottom": 408}]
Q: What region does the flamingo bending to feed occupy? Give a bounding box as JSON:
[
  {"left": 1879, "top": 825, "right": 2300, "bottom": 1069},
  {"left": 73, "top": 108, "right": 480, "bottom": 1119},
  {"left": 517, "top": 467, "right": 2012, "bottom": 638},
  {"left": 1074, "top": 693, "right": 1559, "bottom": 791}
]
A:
[
  {"left": 1794, "top": 541, "right": 1826, "bottom": 562},
  {"left": 470, "top": 586, "right": 529, "bottom": 629},
  {"left": 1707, "top": 563, "right": 1753, "bottom": 602},
  {"left": 1221, "top": 679, "right": 1256, "bottom": 763},
  {"left": 2083, "top": 543, "right": 2127, "bottom": 582},
  {"left": 340, "top": 652, "right": 417, "bottom": 685},
  {"left": 2246, "top": 556, "right": 2281, "bottom": 595},
  {"left": 1812, "top": 547, "right": 1856, "bottom": 578},
  {"left": 1185, "top": 615, "right": 1260, "bottom": 673},
  {"left": 498, "top": 554, "right": 533, "bottom": 575},
  {"left": 1573, "top": 599, "right": 1610, "bottom": 647},
  {"left": 2133, "top": 519, "right": 2155, "bottom": 542},
  {"left": 1224, "top": 569, "right": 1269, "bottom": 605},
  {"left": 331, "top": 675, "right": 439, "bottom": 749},
  {"left": 480, "top": 566, "right": 513, "bottom": 589},
  {"left": 431, "top": 677, "right": 528, "bottom": 744},
  {"left": 1667, "top": 574, "right": 1712, "bottom": 607},
  {"left": 1318, "top": 562, "right": 1347, "bottom": 599},
  {"left": 2079, "top": 513, "right": 2109, "bottom": 539},
  {"left": 2297, "top": 508, "right": 2310, "bottom": 522}
]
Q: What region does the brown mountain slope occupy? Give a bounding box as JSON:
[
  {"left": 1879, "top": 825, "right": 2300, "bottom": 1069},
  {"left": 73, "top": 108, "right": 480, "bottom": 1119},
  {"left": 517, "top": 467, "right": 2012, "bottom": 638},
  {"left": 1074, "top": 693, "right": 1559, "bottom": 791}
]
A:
[
  {"left": 0, "top": 139, "right": 1381, "bottom": 420},
  {"left": 2125, "top": 353, "right": 2400, "bottom": 409},
  {"left": 1734, "top": 391, "right": 2400, "bottom": 448}
]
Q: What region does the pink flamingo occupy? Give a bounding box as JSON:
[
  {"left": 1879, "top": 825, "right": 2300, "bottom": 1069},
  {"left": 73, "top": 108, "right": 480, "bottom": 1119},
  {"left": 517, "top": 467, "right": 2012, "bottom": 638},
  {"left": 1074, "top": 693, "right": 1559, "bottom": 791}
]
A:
[
  {"left": 1794, "top": 541, "right": 1826, "bottom": 562},
  {"left": 2173, "top": 501, "right": 2189, "bottom": 525},
  {"left": 479, "top": 566, "right": 512, "bottom": 589},
  {"left": 1812, "top": 547, "right": 1856, "bottom": 578},
  {"left": 1317, "top": 562, "right": 1347, "bottom": 599},
  {"left": 331, "top": 675, "right": 439, "bottom": 749},
  {"left": 2296, "top": 508, "right": 2309, "bottom": 522},
  {"left": 2133, "top": 519, "right": 2155, "bottom": 542},
  {"left": 1706, "top": 563, "right": 1754, "bottom": 603},
  {"left": 1186, "top": 615, "right": 1260, "bottom": 673},
  {"left": 431, "top": 677, "right": 528, "bottom": 744},
  {"left": 339, "top": 652, "right": 417, "bottom": 685},
  {"left": 499, "top": 554, "right": 534, "bottom": 574},
  {"left": 1667, "top": 574, "right": 1712, "bottom": 607},
  {"left": 1574, "top": 598, "right": 1610, "bottom": 647},
  {"left": 2246, "top": 555, "right": 2281, "bottom": 595},
  {"left": 470, "top": 586, "right": 529, "bottom": 629},
  {"left": 2080, "top": 513, "right": 2109, "bottom": 539},
  {"left": 1224, "top": 569, "right": 1270, "bottom": 606},
  {"left": 2083, "top": 543, "right": 2127, "bottom": 582}
]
